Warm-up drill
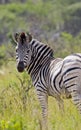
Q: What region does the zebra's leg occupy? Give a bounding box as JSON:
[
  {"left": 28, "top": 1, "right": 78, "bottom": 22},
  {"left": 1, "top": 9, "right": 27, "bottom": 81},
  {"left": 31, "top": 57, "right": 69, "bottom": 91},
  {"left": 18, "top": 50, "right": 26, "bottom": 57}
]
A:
[
  {"left": 36, "top": 91, "right": 48, "bottom": 130},
  {"left": 71, "top": 87, "right": 81, "bottom": 114},
  {"left": 56, "top": 96, "right": 64, "bottom": 114},
  {"left": 67, "top": 80, "right": 81, "bottom": 114}
]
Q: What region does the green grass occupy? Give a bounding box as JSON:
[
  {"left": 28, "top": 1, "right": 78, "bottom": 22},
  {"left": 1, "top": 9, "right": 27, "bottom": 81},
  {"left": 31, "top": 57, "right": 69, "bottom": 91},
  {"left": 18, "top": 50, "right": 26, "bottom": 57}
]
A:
[
  {"left": 48, "top": 97, "right": 81, "bottom": 130},
  {"left": 0, "top": 62, "right": 81, "bottom": 130},
  {"left": 0, "top": 1, "right": 81, "bottom": 129}
]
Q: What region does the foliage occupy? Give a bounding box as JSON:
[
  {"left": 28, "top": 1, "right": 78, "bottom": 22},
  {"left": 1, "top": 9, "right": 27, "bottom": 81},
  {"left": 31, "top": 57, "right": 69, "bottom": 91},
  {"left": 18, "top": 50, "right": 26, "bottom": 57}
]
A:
[
  {"left": 0, "top": 0, "right": 81, "bottom": 130},
  {"left": 0, "top": 45, "right": 7, "bottom": 66},
  {"left": 63, "top": 2, "right": 81, "bottom": 35},
  {"left": 0, "top": 63, "right": 81, "bottom": 130},
  {"left": 52, "top": 32, "right": 81, "bottom": 58},
  {"left": 0, "top": 0, "right": 81, "bottom": 45},
  {"left": 0, "top": 65, "right": 41, "bottom": 130},
  {"left": 0, "top": 43, "right": 15, "bottom": 66}
]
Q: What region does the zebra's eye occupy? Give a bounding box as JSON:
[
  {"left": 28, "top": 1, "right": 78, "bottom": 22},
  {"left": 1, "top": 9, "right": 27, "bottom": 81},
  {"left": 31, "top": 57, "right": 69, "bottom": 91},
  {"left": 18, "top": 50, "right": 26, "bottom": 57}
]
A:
[
  {"left": 27, "top": 50, "right": 30, "bottom": 53},
  {"left": 16, "top": 48, "right": 18, "bottom": 52}
]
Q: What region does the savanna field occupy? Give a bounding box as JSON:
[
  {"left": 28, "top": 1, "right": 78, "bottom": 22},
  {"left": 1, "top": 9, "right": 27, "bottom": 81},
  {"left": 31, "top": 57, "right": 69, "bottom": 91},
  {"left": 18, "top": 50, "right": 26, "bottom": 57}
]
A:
[
  {"left": 0, "top": 62, "right": 81, "bottom": 130},
  {"left": 0, "top": 0, "right": 81, "bottom": 130}
]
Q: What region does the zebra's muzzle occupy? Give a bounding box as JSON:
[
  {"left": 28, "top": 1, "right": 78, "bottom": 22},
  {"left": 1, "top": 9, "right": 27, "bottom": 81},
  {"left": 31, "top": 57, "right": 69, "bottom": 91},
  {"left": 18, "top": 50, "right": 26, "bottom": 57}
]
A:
[{"left": 17, "top": 61, "right": 24, "bottom": 73}]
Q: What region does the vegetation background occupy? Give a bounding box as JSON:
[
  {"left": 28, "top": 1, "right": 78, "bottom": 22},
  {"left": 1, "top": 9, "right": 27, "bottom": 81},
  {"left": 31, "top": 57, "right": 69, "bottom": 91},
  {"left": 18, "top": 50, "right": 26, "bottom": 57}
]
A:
[{"left": 0, "top": 0, "right": 81, "bottom": 130}]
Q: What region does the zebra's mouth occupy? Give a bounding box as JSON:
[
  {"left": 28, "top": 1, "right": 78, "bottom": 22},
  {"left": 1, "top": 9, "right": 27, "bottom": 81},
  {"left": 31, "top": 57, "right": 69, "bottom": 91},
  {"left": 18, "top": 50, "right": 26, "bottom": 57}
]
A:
[
  {"left": 17, "top": 66, "right": 24, "bottom": 72},
  {"left": 17, "top": 61, "right": 25, "bottom": 73}
]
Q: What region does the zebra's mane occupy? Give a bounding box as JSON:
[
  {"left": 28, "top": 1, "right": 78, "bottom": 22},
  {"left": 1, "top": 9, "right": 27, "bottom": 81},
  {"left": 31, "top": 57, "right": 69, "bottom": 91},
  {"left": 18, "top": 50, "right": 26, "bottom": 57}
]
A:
[
  {"left": 31, "top": 39, "right": 54, "bottom": 58},
  {"left": 27, "top": 39, "right": 54, "bottom": 75},
  {"left": 20, "top": 32, "right": 26, "bottom": 44}
]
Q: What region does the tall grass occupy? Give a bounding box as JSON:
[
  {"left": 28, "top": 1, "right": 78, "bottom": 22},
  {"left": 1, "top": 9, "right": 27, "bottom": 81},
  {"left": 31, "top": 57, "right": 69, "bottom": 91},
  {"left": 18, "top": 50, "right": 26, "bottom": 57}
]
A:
[{"left": 0, "top": 62, "right": 81, "bottom": 130}]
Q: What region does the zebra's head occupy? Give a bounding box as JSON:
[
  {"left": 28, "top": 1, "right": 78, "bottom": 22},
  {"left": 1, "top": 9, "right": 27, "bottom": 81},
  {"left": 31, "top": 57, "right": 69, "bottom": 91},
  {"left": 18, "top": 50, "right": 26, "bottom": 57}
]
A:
[{"left": 14, "top": 32, "right": 32, "bottom": 73}]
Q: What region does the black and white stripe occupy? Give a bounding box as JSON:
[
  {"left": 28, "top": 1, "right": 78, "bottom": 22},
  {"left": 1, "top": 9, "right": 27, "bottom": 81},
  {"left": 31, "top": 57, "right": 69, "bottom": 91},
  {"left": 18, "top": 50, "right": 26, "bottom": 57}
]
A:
[{"left": 15, "top": 33, "right": 81, "bottom": 130}]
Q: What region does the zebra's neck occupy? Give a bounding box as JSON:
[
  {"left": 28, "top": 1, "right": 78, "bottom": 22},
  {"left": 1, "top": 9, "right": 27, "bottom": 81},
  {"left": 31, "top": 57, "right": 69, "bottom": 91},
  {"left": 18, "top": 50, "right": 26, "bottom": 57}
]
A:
[{"left": 27, "top": 39, "right": 54, "bottom": 81}]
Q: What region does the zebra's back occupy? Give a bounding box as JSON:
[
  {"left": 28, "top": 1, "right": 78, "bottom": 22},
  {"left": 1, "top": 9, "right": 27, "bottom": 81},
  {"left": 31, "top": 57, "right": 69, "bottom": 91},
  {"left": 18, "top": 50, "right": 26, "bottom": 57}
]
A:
[
  {"left": 62, "top": 53, "right": 81, "bottom": 93},
  {"left": 48, "top": 53, "right": 81, "bottom": 97}
]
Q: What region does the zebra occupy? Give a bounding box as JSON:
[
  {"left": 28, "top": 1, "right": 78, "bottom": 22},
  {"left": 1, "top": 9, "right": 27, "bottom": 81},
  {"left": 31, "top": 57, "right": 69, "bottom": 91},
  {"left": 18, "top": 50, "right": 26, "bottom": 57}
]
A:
[{"left": 14, "top": 32, "right": 81, "bottom": 130}]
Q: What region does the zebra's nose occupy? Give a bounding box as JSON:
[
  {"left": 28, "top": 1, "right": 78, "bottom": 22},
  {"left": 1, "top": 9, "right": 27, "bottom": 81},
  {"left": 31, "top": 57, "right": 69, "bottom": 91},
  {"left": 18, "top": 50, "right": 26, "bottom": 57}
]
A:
[{"left": 17, "top": 61, "right": 24, "bottom": 72}]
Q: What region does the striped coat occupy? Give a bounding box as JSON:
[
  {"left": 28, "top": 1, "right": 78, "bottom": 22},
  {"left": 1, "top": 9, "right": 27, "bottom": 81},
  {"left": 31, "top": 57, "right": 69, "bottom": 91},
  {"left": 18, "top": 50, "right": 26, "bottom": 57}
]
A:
[{"left": 15, "top": 32, "right": 81, "bottom": 130}]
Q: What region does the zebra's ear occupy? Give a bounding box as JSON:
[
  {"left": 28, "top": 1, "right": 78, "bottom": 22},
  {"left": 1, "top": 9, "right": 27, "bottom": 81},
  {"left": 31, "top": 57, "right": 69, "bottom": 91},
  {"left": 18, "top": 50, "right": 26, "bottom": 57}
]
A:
[
  {"left": 26, "top": 32, "right": 32, "bottom": 42},
  {"left": 14, "top": 32, "right": 20, "bottom": 42},
  {"left": 9, "top": 33, "right": 18, "bottom": 46}
]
